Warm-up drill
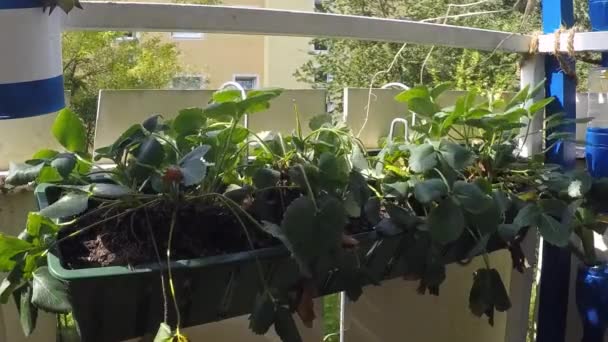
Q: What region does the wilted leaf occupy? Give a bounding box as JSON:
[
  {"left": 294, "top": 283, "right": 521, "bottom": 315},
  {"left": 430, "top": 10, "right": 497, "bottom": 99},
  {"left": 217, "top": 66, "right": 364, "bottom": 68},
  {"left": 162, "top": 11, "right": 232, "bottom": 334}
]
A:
[
  {"left": 32, "top": 267, "right": 71, "bottom": 313},
  {"left": 153, "top": 322, "right": 173, "bottom": 342},
  {"left": 296, "top": 283, "right": 316, "bottom": 328},
  {"left": 6, "top": 162, "right": 44, "bottom": 186},
  {"left": 179, "top": 145, "right": 210, "bottom": 186},
  {"left": 275, "top": 306, "right": 302, "bottom": 342},
  {"left": 91, "top": 184, "right": 133, "bottom": 199},
  {"left": 249, "top": 292, "right": 276, "bottom": 335}
]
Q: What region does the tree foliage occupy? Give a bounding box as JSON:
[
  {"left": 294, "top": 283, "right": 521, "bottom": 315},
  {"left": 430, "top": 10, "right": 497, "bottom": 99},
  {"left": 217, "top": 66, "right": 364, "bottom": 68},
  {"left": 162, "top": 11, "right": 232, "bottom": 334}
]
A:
[{"left": 296, "top": 0, "right": 597, "bottom": 105}]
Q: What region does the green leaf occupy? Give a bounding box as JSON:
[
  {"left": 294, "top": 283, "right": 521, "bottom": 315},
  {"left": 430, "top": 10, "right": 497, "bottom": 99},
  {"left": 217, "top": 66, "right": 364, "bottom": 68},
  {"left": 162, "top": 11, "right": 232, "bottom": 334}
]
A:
[
  {"left": 317, "top": 196, "right": 348, "bottom": 253},
  {"left": 309, "top": 114, "right": 333, "bottom": 130},
  {"left": 6, "top": 162, "right": 44, "bottom": 186},
  {"left": 538, "top": 213, "right": 571, "bottom": 247},
  {"left": 31, "top": 267, "right": 71, "bottom": 313},
  {"left": 32, "top": 149, "right": 59, "bottom": 160},
  {"left": 348, "top": 170, "right": 370, "bottom": 206},
  {"left": 39, "top": 193, "right": 89, "bottom": 219},
  {"left": 36, "top": 166, "right": 64, "bottom": 183},
  {"left": 274, "top": 306, "right": 303, "bottom": 342},
  {"left": 506, "top": 85, "right": 529, "bottom": 110},
  {"left": 527, "top": 97, "right": 554, "bottom": 115},
  {"left": 238, "top": 90, "right": 283, "bottom": 114},
  {"left": 281, "top": 197, "right": 318, "bottom": 263},
  {"left": 408, "top": 97, "right": 440, "bottom": 117},
  {"left": 288, "top": 164, "right": 320, "bottom": 196},
  {"left": 529, "top": 80, "right": 546, "bottom": 98},
  {"left": 408, "top": 144, "right": 437, "bottom": 173},
  {"left": 428, "top": 198, "right": 464, "bottom": 244},
  {"left": 50, "top": 154, "right": 77, "bottom": 178},
  {"left": 0, "top": 235, "right": 33, "bottom": 272},
  {"left": 437, "top": 140, "right": 474, "bottom": 170},
  {"left": 466, "top": 200, "right": 501, "bottom": 235},
  {"left": 26, "top": 212, "right": 58, "bottom": 238},
  {"left": 173, "top": 108, "right": 206, "bottom": 136},
  {"left": 431, "top": 82, "right": 452, "bottom": 100},
  {"left": 15, "top": 285, "right": 38, "bottom": 337},
  {"left": 382, "top": 182, "right": 409, "bottom": 199},
  {"left": 153, "top": 322, "right": 173, "bottom": 342},
  {"left": 452, "top": 181, "right": 492, "bottom": 214},
  {"left": 179, "top": 145, "right": 210, "bottom": 186},
  {"left": 253, "top": 168, "right": 281, "bottom": 189},
  {"left": 394, "top": 86, "right": 431, "bottom": 103},
  {"left": 319, "top": 153, "right": 349, "bottom": 186},
  {"left": 213, "top": 89, "right": 243, "bottom": 103},
  {"left": 538, "top": 199, "right": 568, "bottom": 218},
  {"left": 0, "top": 264, "right": 25, "bottom": 304},
  {"left": 91, "top": 184, "right": 133, "bottom": 199},
  {"left": 204, "top": 101, "right": 239, "bottom": 120},
  {"left": 385, "top": 203, "right": 418, "bottom": 230},
  {"left": 498, "top": 223, "right": 522, "bottom": 242},
  {"left": 135, "top": 137, "right": 165, "bottom": 168},
  {"left": 513, "top": 204, "right": 541, "bottom": 228},
  {"left": 414, "top": 179, "right": 448, "bottom": 204},
  {"left": 52, "top": 108, "right": 87, "bottom": 153},
  {"left": 249, "top": 292, "right": 276, "bottom": 334},
  {"left": 492, "top": 190, "right": 511, "bottom": 214},
  {"left": 364, "top": 197, "right": 382, "bottom": 225},
  {"left": 142, "top": 114, "right": 164, "bottom": 133},
  {"left": 469, "top": 269, "right": 493, "bottom": 319}
]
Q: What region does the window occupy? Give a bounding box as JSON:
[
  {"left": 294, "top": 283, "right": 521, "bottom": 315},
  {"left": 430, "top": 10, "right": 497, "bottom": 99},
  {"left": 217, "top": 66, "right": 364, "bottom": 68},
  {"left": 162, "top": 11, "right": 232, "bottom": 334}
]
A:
[
  {"left": 171, "top": 32, "right": 205, "bottom": 40},
  {"left": 234, "top": 75, "right": 258, "bottom": 90},
  {"left": 314, "top": 0, "right": 327, "bottom": 13},
  {"left": 171, "top": 75, "right": 204, "bottom": 90},
  {"left": 115, "top": 31, "right": 138, "bottom": 42},
  {"left": 313, "top": 39, "right": 328, "bottom": 52}
]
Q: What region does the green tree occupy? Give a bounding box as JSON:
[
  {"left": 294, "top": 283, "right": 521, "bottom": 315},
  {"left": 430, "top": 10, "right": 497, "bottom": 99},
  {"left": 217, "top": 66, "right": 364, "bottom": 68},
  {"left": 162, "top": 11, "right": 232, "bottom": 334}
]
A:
[
  {"left": 296, "top": 0, "right": 539, "bottom": 104},
  {"left": 62, "top": 31, "right": 182, "bottom": 145}
]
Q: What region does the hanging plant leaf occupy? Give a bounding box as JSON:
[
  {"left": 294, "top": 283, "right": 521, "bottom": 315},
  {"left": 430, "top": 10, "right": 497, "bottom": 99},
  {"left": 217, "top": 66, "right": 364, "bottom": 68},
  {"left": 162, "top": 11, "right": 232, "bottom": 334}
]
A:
[
  {"left": 469, "top": 268, "right": 494, "bottom": 323},
  {"left": 490, "top": 269, "right": 511, "bottom": 312},
  {"left": 274, "top": 306, "right": 303, "bottom": 342},
  {"left": 281, "top": 197, "right": 318, "bottom": 264},
  {"left": 52, "top": 109, "right": 87, "bottom": 154},
  {"left": 296, "top": 282, "right": 316, "bottom": 328},
  {"left": 0, "top": 262, "right": 25, "bottom": 304},
  {"left": 17, "top": 285, "right": 38, "bottom": 336},
  {"left": 414, "top": 179, "right": 448, "bottom": 204},
  {"left": 31, "top": 267, "right": 71, "bottom": 314},
  {"left": 538, "top": 214, "right": 571, "bottom": 247},
  {"left": 408, "top": 144, "right": 437, "bottom": 173},
  {"left": 249, "top": 292, "right": 276, "bottom": 335},
  {"left": 5, "top": 162, "right": 44, "bottom": 186},
  {"left": 39, "top": 193, "right": 89, "bottom": 219},
  {"left": 0, "top": 235, "right": 33, "bottom": 272},
  {"left": 428, "top": 198, "right": 464, "bottom": 244},
  {"left": 142, "top": 114, "right": 164, "bottom": 133}
]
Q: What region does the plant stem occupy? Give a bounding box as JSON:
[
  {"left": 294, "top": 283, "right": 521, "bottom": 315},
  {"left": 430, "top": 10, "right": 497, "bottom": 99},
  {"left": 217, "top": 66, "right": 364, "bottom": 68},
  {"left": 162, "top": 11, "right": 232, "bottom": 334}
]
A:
[
  {"left": 297, "top": 164, "right": 318, "bottom": 210},
  {"left": 143, "top": 208, "right": 170, "bottom": 323},
  {"left": 166, "top": 205, "right": 182, "bottom": 332}
]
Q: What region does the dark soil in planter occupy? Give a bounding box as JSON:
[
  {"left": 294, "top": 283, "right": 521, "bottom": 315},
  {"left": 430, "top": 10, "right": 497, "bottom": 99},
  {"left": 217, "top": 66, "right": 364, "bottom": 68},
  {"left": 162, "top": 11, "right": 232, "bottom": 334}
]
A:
[{"left": 58, "top": 198, "right": 280, "bottom": 269}]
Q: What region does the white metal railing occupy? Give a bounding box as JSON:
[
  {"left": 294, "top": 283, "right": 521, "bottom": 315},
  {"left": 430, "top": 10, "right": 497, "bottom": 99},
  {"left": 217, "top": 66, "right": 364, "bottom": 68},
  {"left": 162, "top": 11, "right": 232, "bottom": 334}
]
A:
[{"left": 65, "top": 2, "right": 607, "bottom": 54}]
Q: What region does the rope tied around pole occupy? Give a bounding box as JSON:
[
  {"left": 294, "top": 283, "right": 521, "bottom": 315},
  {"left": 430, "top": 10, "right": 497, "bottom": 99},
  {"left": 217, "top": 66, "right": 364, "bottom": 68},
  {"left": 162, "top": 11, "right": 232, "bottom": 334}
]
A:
[{"left": 553, "top": 26, "right": 579, "bottom": 83}]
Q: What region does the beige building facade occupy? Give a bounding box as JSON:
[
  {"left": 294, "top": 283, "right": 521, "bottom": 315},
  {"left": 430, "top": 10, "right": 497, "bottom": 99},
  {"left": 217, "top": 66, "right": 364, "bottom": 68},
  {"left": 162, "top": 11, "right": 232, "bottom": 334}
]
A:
[{"left": 133, "top": 0, "right": 316, "bottom": 90}]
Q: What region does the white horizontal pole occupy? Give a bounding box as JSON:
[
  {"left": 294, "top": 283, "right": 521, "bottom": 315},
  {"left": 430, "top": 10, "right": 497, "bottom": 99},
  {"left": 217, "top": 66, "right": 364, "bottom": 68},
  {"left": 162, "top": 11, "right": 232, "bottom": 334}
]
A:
[
  {"left": 538, "top": 31, "right": 608, "bottom": 53},
  {"left": 66, "top": 1, "right": 533, "bottom": 53}
]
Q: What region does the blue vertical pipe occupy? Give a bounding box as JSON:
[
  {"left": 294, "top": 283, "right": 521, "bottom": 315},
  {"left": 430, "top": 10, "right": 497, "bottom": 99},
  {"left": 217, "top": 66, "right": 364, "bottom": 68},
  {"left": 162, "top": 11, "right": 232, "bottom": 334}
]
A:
[{"left": 536, "top": 0, "right": 576, "bottom": 341}]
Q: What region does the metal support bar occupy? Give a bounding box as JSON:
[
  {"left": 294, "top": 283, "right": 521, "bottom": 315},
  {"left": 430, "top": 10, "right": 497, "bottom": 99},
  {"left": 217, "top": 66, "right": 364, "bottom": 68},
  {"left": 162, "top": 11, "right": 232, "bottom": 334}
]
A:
[{"left": 536, "top": 0, "right": 576, "bottom": 340}]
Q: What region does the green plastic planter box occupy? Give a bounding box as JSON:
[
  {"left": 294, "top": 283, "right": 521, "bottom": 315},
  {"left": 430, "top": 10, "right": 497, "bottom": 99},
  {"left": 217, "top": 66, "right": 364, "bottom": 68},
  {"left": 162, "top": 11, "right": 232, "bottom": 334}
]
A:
[{"left": 36, "top": 185, "right": 406, "bottom": 342}]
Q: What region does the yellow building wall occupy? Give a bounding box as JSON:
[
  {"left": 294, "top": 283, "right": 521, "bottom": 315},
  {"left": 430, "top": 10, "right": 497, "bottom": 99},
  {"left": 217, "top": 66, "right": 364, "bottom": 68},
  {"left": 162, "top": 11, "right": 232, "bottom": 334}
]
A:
[{"left": 132, "top": 0, "right": 312, "bottom": 89}]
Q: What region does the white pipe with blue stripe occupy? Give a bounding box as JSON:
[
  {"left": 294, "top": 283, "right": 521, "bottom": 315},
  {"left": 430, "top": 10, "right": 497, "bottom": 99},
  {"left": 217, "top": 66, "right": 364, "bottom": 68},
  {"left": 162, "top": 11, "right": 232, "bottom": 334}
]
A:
[{"left": 0, "top": 0, "right": 65, "bottom": 120}]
